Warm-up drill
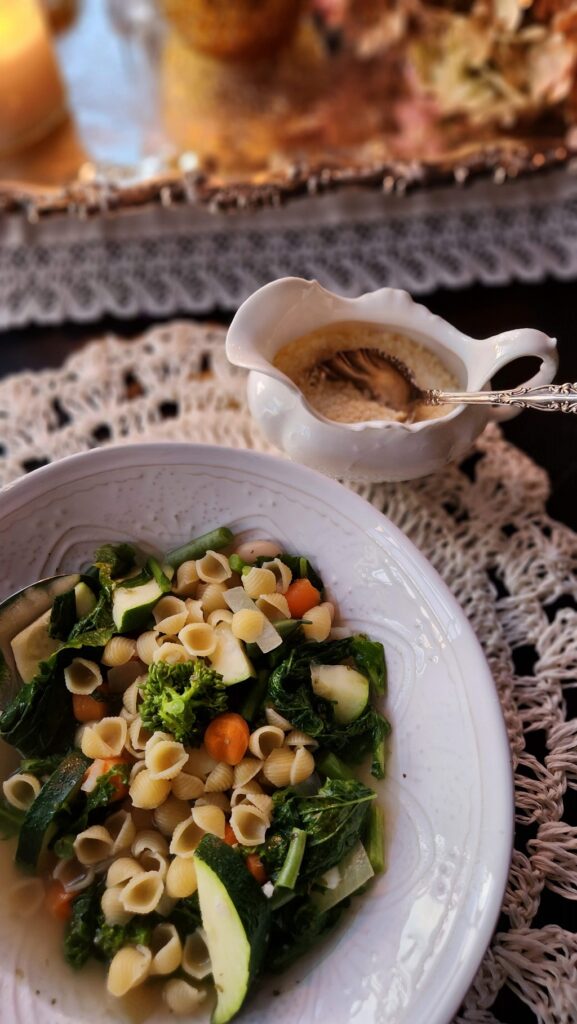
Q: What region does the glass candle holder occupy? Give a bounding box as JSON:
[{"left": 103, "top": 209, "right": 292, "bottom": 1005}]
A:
[{"left": 0, "top": 0, "right": 67, "bottom": 156}]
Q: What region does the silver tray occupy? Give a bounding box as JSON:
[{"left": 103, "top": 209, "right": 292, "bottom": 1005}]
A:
[{"left": 0, "top": 0, "right": 575, "bottom": 219}]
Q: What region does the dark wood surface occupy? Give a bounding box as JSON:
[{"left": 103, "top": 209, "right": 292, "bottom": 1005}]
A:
[{"left": 1, "top": 277, "right": 576, "bottom": 1024}]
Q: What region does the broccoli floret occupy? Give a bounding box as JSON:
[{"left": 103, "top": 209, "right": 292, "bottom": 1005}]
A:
[
  {"left": 140, "top": 659, "right": 228, "bottom": 743},
  {"left": 94, "top": 918, "right": 153, "bottom": 961}
]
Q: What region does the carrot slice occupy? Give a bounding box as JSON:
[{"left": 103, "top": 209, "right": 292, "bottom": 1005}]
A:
[
  {"left": 223, "top": 823, "right": 237, "bottom": 846},
  {"left": 246, "top": 853, "right": 267, "bottom": 885},
  {"left": 45, "top": 880, "right": 73, "bottom": 922},
  {"left": 82, "top": 756, "right": 130, "bottom": 802},
  {"left": 285, "top": 578, "right": 321, "bottom": 618},
  {"left": 204, "top": 713, "right": 250, "bottom": 766},
  {"left": 72, "top": 692, "right": 109, "bottom": 723}
]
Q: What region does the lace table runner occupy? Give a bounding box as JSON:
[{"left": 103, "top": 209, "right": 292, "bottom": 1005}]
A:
[
  {"left": 0, "top": 320, "right": 575, "bottom": 1024},
  {"left": 3, "top": 170, "right": 577, "bottom": 328}
]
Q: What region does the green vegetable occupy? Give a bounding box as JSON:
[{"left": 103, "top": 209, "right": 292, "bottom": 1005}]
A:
[
  {"left": 209, "top": 623, "right": 255, "bottom": 685},
  {"left": 10, "top": 609, "right": 61, "bottom": 684},
  {"left": 16, "top": 750, "right": 89, "bottom": 870},
  {"left": 0, "top": 798, "right": 25, "bottom": 839},
  {"left": 310, "top": 663, "right": 369, "bottom": 724},
  {"left": 228, "top": 554, "right": 248, "bottom": 574},
  {"left": 112, "top": 561, "right": 171, "bottom": 632},
  {"left": 365, "top": 803, "right": 386, "bottom": 875},
  {"left": 64, "top": 882, "right": 102, "bottom": 969},
  {"left": 93, "top": 543, "right": 137, "bottom": 579},
  {"left": 140, "top": 659, "right": 228, "bottom": 743},
  {"left": 62, "top": 762, "right": 131, "bottom": 843},
  {"left": 194, "top": 835, "right": 271, "bottom": 1024},
  {"left": 49, "top": 589, "right": 77, "bottom": 641},
  {"left": 262, "top": 779, "right": 375, "bottom": 884},
  {"left": 168, "top": 893, "right": 202, "bottom": 938},
  {"left": 311, "top": 841, "right": 374, "bottom": 913},
  {"left": 94, "top": 917, "right": 154, "bottom": 962},
  {"left": 19, "top": 754, "right": 62, "bottom": 778},
  {"left": 316, "top": 752, "right": 356, "bottom": 782},
  {"left": 267, "top": 896, "right": 344, "bottom": 972},
  {"left": 275, "top": 828, "right": 307, "bottom": 890},
  {"left": 165, "top": 527, "right": 234, "bottom": 570},
  {"left": 240, "top": 671, "right": 268, "bottom": 722},
  {"left": 267, "top": 636, "right": 390, "bottom": 778}
]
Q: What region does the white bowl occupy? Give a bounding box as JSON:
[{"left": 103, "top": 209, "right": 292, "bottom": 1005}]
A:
[{"left": 0, "top": 444, "right": 513, "bottom": 1024}]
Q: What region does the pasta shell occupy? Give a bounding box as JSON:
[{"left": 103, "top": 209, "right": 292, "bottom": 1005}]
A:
[
  {"left": 196, "top": 550, "right": 232, "bottom": 584},
  {"left": 302, "top": 603, "right": 333, "bottom": 642},
  {"left": 178, "top": 622, "right": 217, "bottom": 657},
  {"left": 130, "top": 807, "right": 155, "bottom": 831},
  {"left": 248, "top": 725, "right": 285, "bottom": 760},
  {"left": 174, "top": 561, "right": 199, "bottom": 598},
  {"left": 64, "top": 658, "right": 102, "bottom": 695},
  {"left": 105, "top": 810, "right": 136, "bottom": 854},
  {"left": 261, "top": 558, "right": 292, "bottom": 593},
  {"left": 182, "top": 929, "right": 211, "bottom": 980},
  {"left": 230, "top": 804, "right": 269, "bottom": 845},
  {"left": 127, "top": 716, "right": 153, "bottom": 756},
  {"left": 192, "top": 804, "right": 225, "bottom": 838},
  {"left": 120, "top": 871, "right": 164, "bottom": 914},
  {"left": 129, "top": 769, "right": 172, "bottom": 810},
  {"left": 107, "top": 857, "right": 144, "bottom": 888},
  {"left": 262, "top": 747, "right": 296, "bottom": 788},
  {"left": 165, "top": 856, "right": 198, "bottom": 899},
  {"left": 3, "top": 772, "right": 41, "bottom": 811},
  {"left": 74, "top": 825, "right": 114, "bottom": 865},
  {"left": 244, "top": 791, "right": 273, "bottom": 817},
  {"left": 290, "top": 746, "right": 315, "bottom": 785},
  {"left": 171, "top": 772, "right": 204, "bottom": 801},
  {"left": 231, "top": 609, "right": 265, "bottom": 643},
  {"left": 102, "top": 636, "right": 137, "bottom": 668},
  {"left": 230, "top": 780, "right": 262, "bottom": 807},
  {"left": 81, "top": 717, "right": 127, "bottom": 759},
  {"left": 256, "top": 593, "right": 291, "bottom": 623},
  {"left": 145, "top": 739, "right": 188, "bottom": 781},
  {"left": 204, "top": 762, "right": 234, "bottom": 793},
  {"left": 101, "top": 886, "right": 133, "bottom": 926},
  {"left": 53, "top": 857, "right": 95, "bottom": 894},
  {"left": 264, "top": 706, "right": 293, "bottom": 731},
  {"left": 169, "top": 817, "right": 204, "bottom": 858},
  {"left": 183, "top": 746, "right": 216, "bottom": 779},
  {"left": 150, "top": 922, "right": 182, "bottom": 976},
  {"left": 184, "top": 598, "right": 204, "bottom": 623},
  {"left": 122, "top": 679, "right": 143, "bottom": 717},
  {"left": 152, "top": 642, "right": 190, "bottom": 666},
  {"left": 206, "top": 608, "right": 233, "bottom": 626},
  {"left": 195, "top": 791, "right": 230, "bottom": 812},
  {"left": 233, "top": 758, "right": 262, "bottom": 787},
  {"left": 233, "top": 539, "right": 282, "bottom": 561},
  {"left": 136, "top": 630, "right": 162, "bottom": 666},
  {"left": 197, "top": 582, "right": 229, "bottom": 614},
  {"left": 163, "top": 979, "right": 206, "bottom": 1015},
  {"left": 153, "top": 595, "right": 188, "bottom": 636},
  {"left": 285, "top": 730, "right": 319, "bottom": 750},
  {"left": 130, "top": 760, "right": 147, "bottom": 783},
  {"left": 132, "top": 830, "right": 169, "bottom": 857},
  {"left": 140, "top": 850, "right": 168, "bottom": 878},
  {"left": 242, "top": 567, "right": 277, "bottom": 599},
  {"left": 153, "top": 796, "right": 192, "bottom": 836},
  {"left": 107, "top": 945, "right": 152, "bottom": 997},
  {"left": 107, "top": 660, "right": 146, "bottom": 693},
  {"left": 156, "top": 893, "right": 178, "bottom": 918}
]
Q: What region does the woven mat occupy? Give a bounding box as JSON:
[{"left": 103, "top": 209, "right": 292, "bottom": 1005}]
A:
[{"left": 1, "top": 321, "right": 576, "bottom": 1024}]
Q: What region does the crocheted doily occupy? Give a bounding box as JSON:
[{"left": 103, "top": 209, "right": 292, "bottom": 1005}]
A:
[
  {"left": 0, "top": 321, "right": 575, "bottom": 1023},
  {"left": 3, "top": 171, "right": 577, "bottom": 328}
]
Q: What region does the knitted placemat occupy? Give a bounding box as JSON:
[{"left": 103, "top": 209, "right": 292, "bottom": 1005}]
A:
[{"left": 0, "top": 321, "right": 575, "bottom": 1023}]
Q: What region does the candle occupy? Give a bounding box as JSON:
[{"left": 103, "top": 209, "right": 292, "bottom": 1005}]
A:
[{"left": 0, "top": 0, "right": 67, "bottom": 155}]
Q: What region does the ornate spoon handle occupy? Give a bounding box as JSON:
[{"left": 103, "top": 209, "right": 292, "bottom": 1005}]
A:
[{"left": 427, "top": 382, "right": 577, "bottom": 413}]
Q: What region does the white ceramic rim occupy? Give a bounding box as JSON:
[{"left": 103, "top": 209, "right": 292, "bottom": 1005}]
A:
[{"left": 0, "top": 443, "right": 514, "bottom": 1024}]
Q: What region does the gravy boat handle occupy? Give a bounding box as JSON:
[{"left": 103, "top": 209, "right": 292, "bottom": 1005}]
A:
[{"left": 480, "top": 328, "right": 558, "bottom": 422}]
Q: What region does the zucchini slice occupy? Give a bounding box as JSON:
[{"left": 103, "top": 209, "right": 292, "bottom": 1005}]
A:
[
  {"left": 194, "top": 834, "right": 271, "bottom": 1024},
  {"left": 16, "top": 750, "right": 89, "bottom": 870}
]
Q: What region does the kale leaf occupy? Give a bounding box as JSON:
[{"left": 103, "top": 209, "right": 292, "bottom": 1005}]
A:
[
  {"left": 262, "top": 779, "right": 375, "bottom": 883},
  {"left": 267, "top": 636, "right": 389, "bottom": 777},
  {"left": 140, "top": 659, "right": 228, "bottom": 743},
  {"left": 267, "top": 895, "right": 345, "bottom": 972},
  {"left": 49, "top": 589, "right": 78, "bottom": 641},
  {"left": 64, "top": 882, "right": 103, "bottom": 969},
  {"left": 168, "top": 893, "right": 202, "bottom": 939},
  {"left": 93, "top": 543, "right": 137, "bottom": 580},
  {"left": 19, "top": 754, "right": 62, "bottom": 778}
]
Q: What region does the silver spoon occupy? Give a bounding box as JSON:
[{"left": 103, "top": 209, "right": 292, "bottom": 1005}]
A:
[
  {"left": 0, "top": 574, "right": 80, "bottom": 701},
  {"left": 316, "top": 348, "right": 577, "bottom": 414}
]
